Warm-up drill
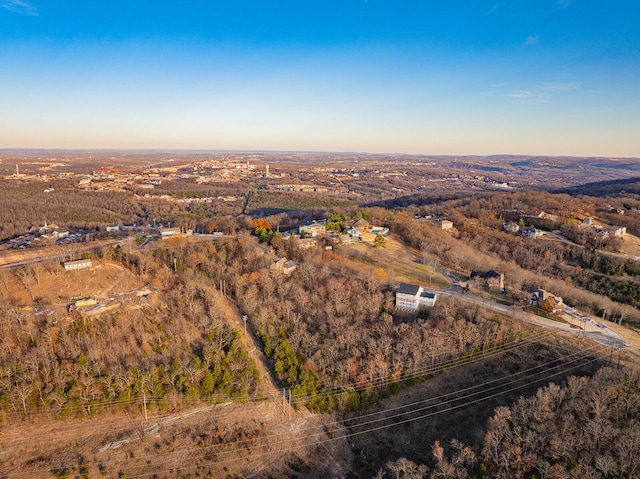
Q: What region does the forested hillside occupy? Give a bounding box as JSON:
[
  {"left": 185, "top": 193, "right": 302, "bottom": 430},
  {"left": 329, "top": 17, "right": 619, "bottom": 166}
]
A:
[
  {"left": 0, "top": 240, "right": 263, "bottom": 421},
  {"left": 3, "top": 167, "right": 640, "bottom": 477},
  {"left": 377, "top": 367, "right": 640, "bottom": 479}
]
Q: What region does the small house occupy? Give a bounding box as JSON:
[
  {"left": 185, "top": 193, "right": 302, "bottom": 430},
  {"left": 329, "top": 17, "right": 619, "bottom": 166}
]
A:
[
  {"left": 439, "top": 220, "right": 454, "bottom": 230},
  {"left": 270, "top": 258, "right": 297, "bottom": 275},
  {"left": 521, "top": 227, "right": 542, "bottom": 238}
]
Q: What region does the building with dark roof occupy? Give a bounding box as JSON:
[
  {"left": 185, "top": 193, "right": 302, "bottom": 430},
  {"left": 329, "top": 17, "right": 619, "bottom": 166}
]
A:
[{"left": 396, "top": 283, "right": 438, "bottom": 311}]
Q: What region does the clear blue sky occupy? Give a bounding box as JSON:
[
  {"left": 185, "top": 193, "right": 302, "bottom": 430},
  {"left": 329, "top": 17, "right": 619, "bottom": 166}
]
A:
[{"left": 1, "top": 1, "right": 639, "bottom": 156}]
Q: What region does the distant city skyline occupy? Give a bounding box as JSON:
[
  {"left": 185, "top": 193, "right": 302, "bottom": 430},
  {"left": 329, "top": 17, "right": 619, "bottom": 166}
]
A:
[{"left": 1, "top": 1, "right": 639, "bottom": 157}]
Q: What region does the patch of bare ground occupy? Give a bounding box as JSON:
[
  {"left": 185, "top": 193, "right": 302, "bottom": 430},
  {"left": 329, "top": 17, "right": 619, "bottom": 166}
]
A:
[
  {"left": 0, "top": 258, "right": 353, "bottom": 478},
  {"left": 345, "top": 333, "right": 609, "bottom": 477},
  {"left": 0, "top": 240, "right": 120, "bottom": 268},
  {"left": 341, "top": 237, "right": 450, "bottom": 289},
  {"left": 617, "top": 232, "right": 640, "bottom": 257},
  {"left": 1, "top": 258, "right": 142, "bottom": 309},
  {"left": 604, "top": 321, "right": 640, "bottom": 362},
  {"left": 0, "top": 399, "right": 353, "bottom": 478}
]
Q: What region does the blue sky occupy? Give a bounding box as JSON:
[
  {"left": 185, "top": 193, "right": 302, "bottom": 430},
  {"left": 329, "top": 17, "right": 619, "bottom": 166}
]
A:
[{"left": 1, "top": 1, "right": 639, "bottom": 156}]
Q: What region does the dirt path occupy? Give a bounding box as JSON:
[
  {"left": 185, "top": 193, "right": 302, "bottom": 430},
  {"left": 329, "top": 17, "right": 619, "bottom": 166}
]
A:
[
  {"left": 0, "top": 397, "right": 350, "bottom": 478},
  {"left": 95, "top": 262, "right": 127, "bottom": 299},
  {"left": 217, "top": 292, "right": 285, "bottom": 400}
]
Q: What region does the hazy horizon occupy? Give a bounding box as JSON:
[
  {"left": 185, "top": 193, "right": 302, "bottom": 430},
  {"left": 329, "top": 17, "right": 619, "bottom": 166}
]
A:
[
  {"left": 1, "top": 147, "right": 640, "bottom": 161},
  {"left": 1, "top": 1, "right": 639, "bottom": 157}
]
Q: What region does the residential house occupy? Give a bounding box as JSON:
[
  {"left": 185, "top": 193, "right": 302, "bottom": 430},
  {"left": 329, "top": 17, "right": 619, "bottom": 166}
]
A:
[
  {"left": 608, "top": 226, "right": 627, "bottom": 238},
  {"left": 338, "top": 234, "right": 353, "bottom": 245},
  {"left": 502, "top": 222, "right": 520, "bottom": 233},
  {"left": 38, "top": 222, "right": 60, "bottom": 235},
  {"left": 395, "top": 283, "right": 438, "bottom": 312},
  {"left": 105, "top": 225, "right": 120, "bottom": 233},
  {"left": 538, "top": 211, "right": 561, "bottom": 223},
  {"left": 346, "top": 220, "right": 389, "bottom": 242},
  {"left": 521, "top": 227, "right": 542, "bottom": 238},
  {"left": 299, "top": 221, "right": 326, "bottom": 237},
  {"left": 470, "top": 270, "right": 505, "bottom": 291},
  {"left": 529, "top": 287, "right": 565, "bottom": 313},
  {"left": 439, "top": 220, "right": 454, "bottom": 230},
  {"left": 270, "top": 258, "right": 297, "bottom": 275},
  {"left": 347, "top": 218, "right": 370, "bottom": 238}
]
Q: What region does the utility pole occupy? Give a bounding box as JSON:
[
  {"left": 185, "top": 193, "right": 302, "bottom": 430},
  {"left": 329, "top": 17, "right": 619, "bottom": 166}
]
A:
[
  {"left": 143, "top": 391, "right": 148, "bottom": 422},
  {"left": 617, "top": 341, "right": 622, "bottom": 369},
  {"left": 242, "top": 315, "right": 248, "bottom": 334}
]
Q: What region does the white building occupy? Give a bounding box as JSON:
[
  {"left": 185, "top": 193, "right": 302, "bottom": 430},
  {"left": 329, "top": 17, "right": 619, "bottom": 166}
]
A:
[
  {"left": 299, "top": 221, "right": 326, "bottom": 237},
  {"left": 521, "top": 227, "right": 542, "bottom": 238},
  {"left": 64, "top": 259, "right": 93, "bottom": 271},
  {"left": 160, "top": 227, "right": 182, "bottom": 237},
  {"left": 608, "top": 226, "right": 627, "bottom": 238},
  {"left": 395, "top": 283, "right": 438, "bottom": 312}
]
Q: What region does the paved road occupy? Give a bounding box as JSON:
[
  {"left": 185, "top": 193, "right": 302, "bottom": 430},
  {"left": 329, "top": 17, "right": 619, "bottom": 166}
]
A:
[{"left": 423, "top": 285, "right": 629, "bottom": 349}]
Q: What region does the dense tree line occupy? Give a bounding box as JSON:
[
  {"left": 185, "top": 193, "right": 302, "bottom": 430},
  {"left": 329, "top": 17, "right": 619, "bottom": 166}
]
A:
[
  {"left": 247, "top": 190, "right": 356, "bottom": 216},
  {"left": 235, "top": 249, "right": 520, "bottom": 411},
  {"left": 0, "top": 240, "right": 262, "bottom": 421},
  {"left": 0, "top": 180, "right": 246, "bottom": 240},
  {"left": 375, "top": 367, "right": 640, "bottom": 479}
]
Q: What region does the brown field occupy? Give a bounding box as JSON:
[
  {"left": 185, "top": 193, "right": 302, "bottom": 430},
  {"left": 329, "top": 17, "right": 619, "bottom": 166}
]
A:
[{"left": 341, "top": 236, "right": 451, "bottom": 289}]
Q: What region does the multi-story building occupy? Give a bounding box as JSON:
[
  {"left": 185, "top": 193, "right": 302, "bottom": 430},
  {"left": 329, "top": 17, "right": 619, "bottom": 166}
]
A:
[{"left": 395, "top": 283, "right": 438, "bottom": 311}]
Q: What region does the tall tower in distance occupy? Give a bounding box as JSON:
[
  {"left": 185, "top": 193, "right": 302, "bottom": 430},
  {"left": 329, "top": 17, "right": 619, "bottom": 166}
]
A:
[{"left": 265, "top": 165, "right": 269, "bottom": 178}]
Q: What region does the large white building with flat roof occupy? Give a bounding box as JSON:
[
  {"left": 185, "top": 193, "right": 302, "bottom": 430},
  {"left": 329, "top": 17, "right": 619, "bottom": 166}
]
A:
[{"left": 395, "top": 283, "right": 438, "bottom": 311}]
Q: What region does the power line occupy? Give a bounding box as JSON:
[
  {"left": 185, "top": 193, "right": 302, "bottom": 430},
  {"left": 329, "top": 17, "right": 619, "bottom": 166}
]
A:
[
  {"left": 4, "top": 339, "right": 608, "bottom": 478},
  {"left": 110, "top": 346, "right": 610, "bottom": 479}
]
